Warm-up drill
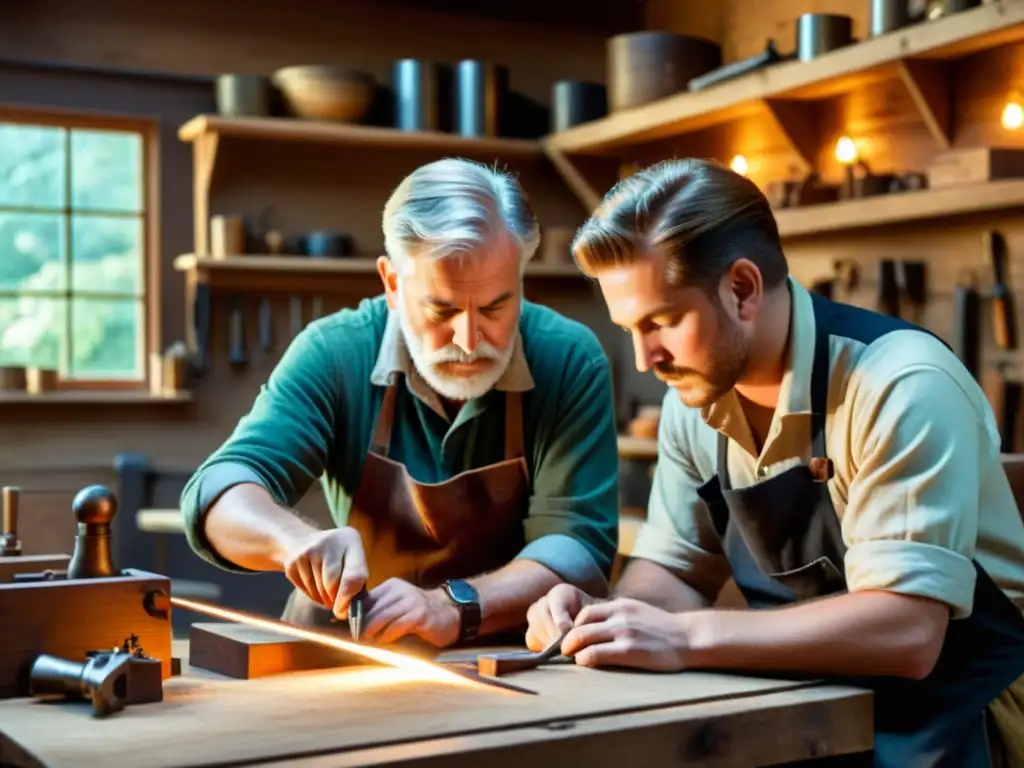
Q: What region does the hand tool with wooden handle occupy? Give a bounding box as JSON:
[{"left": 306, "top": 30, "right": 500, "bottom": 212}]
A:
[
  {"left": 899, "top": 260, "right": 926, "bottom": 326},
  {"left": 877, "top": 259, "right": 901, "bottom": 317},
  {"left": 989, "top": 230, "right": 1018, "bottom": 350},
  {"left": 258, "top": 297, "right": 273, "bottom": 355},
  {"left": 953, "top": 269, "right": 981, "bottom": 380},
  {"left": 228, "top": 293, "right": 248, "bottom": 368},
  {"left": 289, "top": 297, "right": 303, "bottom": 338}
]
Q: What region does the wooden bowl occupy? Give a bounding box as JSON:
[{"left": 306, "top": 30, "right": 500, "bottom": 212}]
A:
[{"left": 272, "top": 65, "right": 375, "bottom": 123}]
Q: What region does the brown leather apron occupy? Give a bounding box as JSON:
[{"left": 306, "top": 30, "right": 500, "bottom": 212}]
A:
[{"left": 280, "top": 373, "right": 530, "bottom": 628}]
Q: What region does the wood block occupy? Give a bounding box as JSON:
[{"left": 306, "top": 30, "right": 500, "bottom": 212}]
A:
[
  {"left": 188, "top": 622, "right": 365, "bottom": 679},
  {"left": 927, "top": 147, "right": 1024, "bottom": 189},
  {"left": 0, "top": 568, "right": 173, "bottom": 699},
  {"left": 0, "top": 553, "right": 71, "bottom": 584}
]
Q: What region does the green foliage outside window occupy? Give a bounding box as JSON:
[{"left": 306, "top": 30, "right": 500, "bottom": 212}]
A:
[{"left": 0, "top": 121, "right": 145, "bottom": 380}]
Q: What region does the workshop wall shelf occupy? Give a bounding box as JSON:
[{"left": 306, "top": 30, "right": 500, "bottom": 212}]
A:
[
  {"left": 775, "top": 179, "right": 1024, "bottom": 239},
  {"left": 173, "top": 254, "right": 583, "bottom": 294},
  {"left": 544, "top": 2, "right": 1024, "bottom": 158}
]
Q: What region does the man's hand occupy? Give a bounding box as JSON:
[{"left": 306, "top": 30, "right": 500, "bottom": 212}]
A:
[
  {"left": 562, "top": 597, "right": 690, "bottom": 672},
  {"left": 525, "top": 584, "right": 603, "bottom": 651},
  {"left": 361, "top": 578, "right": 461, "bottom": 647},
  {"left": 281, "top": 527, "right": 368, "bottom": 619}
]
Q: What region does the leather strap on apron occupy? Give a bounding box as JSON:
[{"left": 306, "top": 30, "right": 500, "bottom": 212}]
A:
[{"left": 282, "top": 374, "right": 530, "bottom": 630}]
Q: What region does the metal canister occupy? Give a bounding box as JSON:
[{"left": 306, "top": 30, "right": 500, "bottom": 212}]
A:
[
  {"left": 392, "top": 59, "right": 451, "bottom": 132},
  {"left": 796, "top": 14, "right": 854, "bottom": 61},
  {"left": 454, "top": 60, "right": 508, "bottom": 138},
  {"left": 215, "top": 75, "right": 271, "bottom": 117},
  {"left": 871, "top": 0, "right": 913, "bottom": 36},
  {"left": 551, "top": 81, "right": 607, "bottom": 132},
  {"left": 607, "top": 32, "right": 722, "bottom": 112}
]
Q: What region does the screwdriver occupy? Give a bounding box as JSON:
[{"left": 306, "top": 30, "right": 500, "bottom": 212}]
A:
[{"left": 348, "top": 586, "right": 368, "bottom": 643}]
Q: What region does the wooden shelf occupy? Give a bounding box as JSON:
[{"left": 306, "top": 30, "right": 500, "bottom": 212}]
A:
[
  {"left": 776, "top": 179, "right": 1024, "bottom": 238},
  {"left": 546, "top": 2, "right": 1024, "bottom": 156},
  {"left": 618, "top": 435, "right": 658, "bottom": 461},
  {"left": 178, "top": 115, "right": 541, "bottom": 157},
  {"left": 0, "top": 390, "right": 193, "bottom": 405},
  {"left": 174, "top": 254, "right": 583, "bottom": 292}
]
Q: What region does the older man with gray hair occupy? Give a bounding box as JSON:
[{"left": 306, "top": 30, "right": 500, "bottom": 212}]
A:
[{"left": 180, "top": 157, "right": 619, "bottom": 648}]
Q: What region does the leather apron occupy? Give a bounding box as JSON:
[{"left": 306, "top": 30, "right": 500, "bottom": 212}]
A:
[
  {"left": 695, "top": 293, "right": 1024, "bottom": 767},
  {"left": 281, "top": 373, "right": 530, "bottom": 628}
]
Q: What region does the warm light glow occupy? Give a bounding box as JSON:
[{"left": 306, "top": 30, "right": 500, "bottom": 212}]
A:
[
  {"left": 1002, "top": 101, "right": 1024, "bottom": 131},
  {"left": 170, "top": 596, "right": 475, "bottom": 687},
  {"left": 730, "top": 154, "right": 749, "bottom": 176},
  {"left": 835, "top": 136, "right": 858, "bottom": 165}
]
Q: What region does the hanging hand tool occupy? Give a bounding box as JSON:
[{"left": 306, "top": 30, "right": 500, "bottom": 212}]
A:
[
  {"left": 289, "top": 297, "right": 303, "bottom": 339},
  {"left": 311, "top": 296, "right": 324, "bottom": 323},
  {"left": 258, "top": 297, "right": 273, "bottom": 355},
  {"left": 899, "top": 260, "right": 927, "bottom": 326},
  {"left": 989, "top": 230, "right": 1018, "bottom": 350},
  {"left": 877, "top": 259, "right": 901, "bottom": 317},
  {"left": 953, "top": 269, "right": 982, "bottom": 380},
  {"left": 228, "top": 293, "right": 248, "bottom": 368}
]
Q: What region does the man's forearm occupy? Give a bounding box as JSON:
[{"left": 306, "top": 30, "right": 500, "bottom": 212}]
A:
[
  {"left": 614, "top": 558, "right": 712, "bottom": 612},
  {"left": 467, "top": 560, "right": 564, "bottom": 636},
  {"left": 203, "top": 483, "right": 318, "bottom": 572},
  {"left": 686, "top": 590, "right": 950, "bottom": 680}
]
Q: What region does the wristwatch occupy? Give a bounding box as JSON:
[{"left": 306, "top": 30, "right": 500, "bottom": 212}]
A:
[{"left": 441, "top": 579, "right": 482, "bottom": 643}]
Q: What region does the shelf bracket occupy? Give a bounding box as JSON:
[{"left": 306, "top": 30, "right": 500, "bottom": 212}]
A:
[
  {"left": 761, "top": 99, "right": 821, "bottom": 174},
  {"left": 540, "top": 139, "right": 603, "bottom": 213},
  {"left": 192, "top": 131, "right": 221, "bottom": 255},
  {"left": 897, "top": 59, "right": 953, "bottom": 151}
]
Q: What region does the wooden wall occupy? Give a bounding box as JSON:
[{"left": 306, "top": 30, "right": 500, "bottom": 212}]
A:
[{"left": 0, "top": 0, "right": 634, "bottom": 554}]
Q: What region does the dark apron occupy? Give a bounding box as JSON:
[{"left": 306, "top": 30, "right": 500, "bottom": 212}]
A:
[
  {"left": 695, "top": 293, "right": 1024, "bottom": 767},
  {"left": 281, "top": 373, "right": 530, "bottom": 629}
]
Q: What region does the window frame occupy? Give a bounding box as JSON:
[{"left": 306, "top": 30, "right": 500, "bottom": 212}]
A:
[{"left": 0, "top": 104, "right": 160, "bottom": 391}]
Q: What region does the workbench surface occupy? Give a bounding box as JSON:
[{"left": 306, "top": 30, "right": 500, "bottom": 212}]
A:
[{"left": 0, "top": 640, "right": 874, "bottom": 768}]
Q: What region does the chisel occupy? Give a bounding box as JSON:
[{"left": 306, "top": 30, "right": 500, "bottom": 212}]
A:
[
  {"left": 953, "top": 269, "right": 981, "bottom": 380},
  {"left": 989, "top": 230, "right": 1018, "bottom": 350},
  {"left": 348, "top": 586, "right": 368, "bottom": 642}
]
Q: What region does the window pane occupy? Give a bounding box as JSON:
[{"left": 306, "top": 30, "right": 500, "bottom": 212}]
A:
[
  {"left": 0, "top": 296, "right": 67, "bottom": 370},
  {"left": 70, "top": 297, "right": 142, "bottom": 379},
  {"left": 71, "top": 215, "right": 142, "bottom": 295},
  {"left": 0, "top": 212, "right": 66, "bottom": 291},
  {"left": 0, "top": 123, "right": 66, "bottom": 209},
  {"left": 70, "top": 129, "right": 142, "bottom": 214}
]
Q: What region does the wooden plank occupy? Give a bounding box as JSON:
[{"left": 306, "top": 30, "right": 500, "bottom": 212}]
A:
[
  {"left": 776, "top": 179, "right": 1024, "bottom": 239},
  {"left": 257, "top": 685, "right": 875, "bottom": 768},
  {"left": 0, "top": 655, "right": 865, "bottom": 768},
  {"left": 0, "top": 391, "right": 192, "bottom": 406},
  {"left": 188, "top": 622, "right": 364, "bottom": 679},
  {"left": 178, "top": 115, "right": 542, "bottom": 158},
  {"left": 547, "top": 1, "right": 1024, "bottom": 155},
  {"left": 617, "top": 436, "right": 658, "bottom": 461}
]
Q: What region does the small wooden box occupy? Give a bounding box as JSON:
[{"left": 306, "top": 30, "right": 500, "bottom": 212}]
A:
[
  {"left": 0, "top": 554, "right": 70, "bottom": 583},
  {"left": 926, "top": 147, "right": 1024, "bottom": 189},
  {"left": 0, "top": 566, "right": 173, "bottom": 699},
  {"left": 189, "top": 622, "right": 364, "bottom": 679}
]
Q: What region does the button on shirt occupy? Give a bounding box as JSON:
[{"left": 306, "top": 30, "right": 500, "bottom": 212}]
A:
[
  {"left": 180, "top": 295, "right": 621, "bottom": 595},
  {"left": 631, "top": 277, "right": 1024, "bottom": 618}
]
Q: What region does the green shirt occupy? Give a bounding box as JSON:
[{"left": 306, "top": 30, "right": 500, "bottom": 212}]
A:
[{"left": 180, "top": 295, "right": 620, "bottom": 593}]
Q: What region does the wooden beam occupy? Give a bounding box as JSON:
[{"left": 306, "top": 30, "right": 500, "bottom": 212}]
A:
[
  {"left": 761, "top": 99, "right": 822, "bottom": 174},
  {"left": 191, "top": 132, "right": 218, "bottom": 255},
  {"left": 541, "top": 139, "right": 602, "bottom": 212},
  {"left": 897, "top": 59, "right": 954, "bottom": 150}
]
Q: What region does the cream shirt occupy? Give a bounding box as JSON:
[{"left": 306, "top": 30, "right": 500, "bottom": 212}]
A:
[{"left": 631, "top": 277, "right": 1024, "bottom": 619}]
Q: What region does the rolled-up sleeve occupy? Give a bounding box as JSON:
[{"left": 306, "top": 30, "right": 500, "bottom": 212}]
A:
[
  {"left": 630, "top": 391, "right": 731, "bottom": 601},
  {"left": 842, "top": 365, "right": 985, "bottom": 619},
  {"left": 518, "top": 357, "right": 619, "bottom": 597},
  {"left": 180, "top": 324, "right": 343, "bottom": 572}
]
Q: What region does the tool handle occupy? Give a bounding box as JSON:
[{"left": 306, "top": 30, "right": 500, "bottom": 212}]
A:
[
  {"left": 993, "top": 289, "right": 1018, "bottom": 351},
  {"left": 953, "top": 284, "right": 981, "bottom": 379},
  {"left": 2, "top": 486, "right": 18, "bottom": 534},
  {"left": 258, "top": 297, "right": 273, "bottom": 352}
]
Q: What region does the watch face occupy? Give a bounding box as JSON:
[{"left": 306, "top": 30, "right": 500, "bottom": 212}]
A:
[{"left": 445, "top": 579, "right": 478, "bottom": 605}]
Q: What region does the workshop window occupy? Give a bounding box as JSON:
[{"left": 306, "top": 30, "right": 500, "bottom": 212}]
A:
[{"left": 0, "top": 112, "right": 156, "bottom": 387}]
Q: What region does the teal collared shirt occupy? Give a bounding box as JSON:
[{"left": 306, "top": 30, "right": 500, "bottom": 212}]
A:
[{"left": 180, "top": 295, "right": 620, "bottom": 595}]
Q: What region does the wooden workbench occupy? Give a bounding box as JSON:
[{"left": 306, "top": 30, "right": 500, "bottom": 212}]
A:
[{"left": 0, "top": 639, "right": 873, "bottom": 767}]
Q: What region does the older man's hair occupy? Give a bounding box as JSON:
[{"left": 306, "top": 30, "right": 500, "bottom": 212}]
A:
[
  {"left": 382, "top": 158, "right": 541, "bottom": 274},
  {"left": 572, "top": 158, "right": 788, "bottom": 291}
]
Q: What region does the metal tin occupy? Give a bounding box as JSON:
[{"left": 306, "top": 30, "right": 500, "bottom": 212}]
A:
[
  {"left": 796, "top": 14, "right": 854, "bottom": 61},
  {"left": 392, "top": 59, "right": 451, "bottom": 132},
  {"left": 871, "top": 0, "right": 913, "bottom": 36},
  {"left": 215, "top": 74, "right": 271, "bottom": 117},
  {"left": 551, "top": 81, "right": 607, "bottom": 132},
  {"left": 454, "top": 60, "right": 508, "bottom": 138}
]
